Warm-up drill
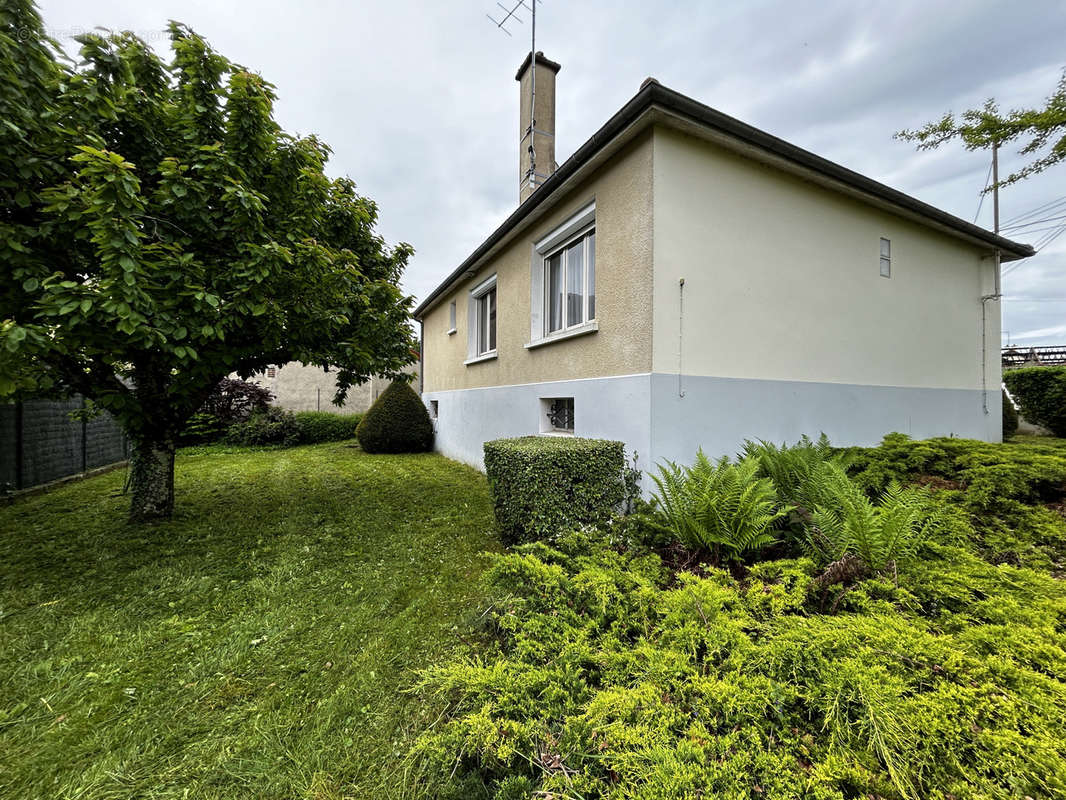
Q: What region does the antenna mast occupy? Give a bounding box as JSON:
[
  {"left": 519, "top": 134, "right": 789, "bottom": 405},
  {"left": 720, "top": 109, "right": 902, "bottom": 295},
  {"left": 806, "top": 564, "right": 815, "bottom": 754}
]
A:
[{"left": 487, "top": 0, "right": 540, "bottom": 192}]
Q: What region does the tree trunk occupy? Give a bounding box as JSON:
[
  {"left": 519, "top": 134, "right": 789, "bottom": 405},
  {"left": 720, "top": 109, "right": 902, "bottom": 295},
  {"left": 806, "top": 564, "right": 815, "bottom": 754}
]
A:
[{"left": 129, "top": 436, "right": 176, "bottom": 521}]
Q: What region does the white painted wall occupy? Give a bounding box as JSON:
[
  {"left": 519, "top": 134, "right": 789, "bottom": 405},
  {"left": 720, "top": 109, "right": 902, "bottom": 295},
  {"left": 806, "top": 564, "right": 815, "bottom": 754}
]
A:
[{"left": 651, "top": 127, "right": 1001, "bottom": 394}]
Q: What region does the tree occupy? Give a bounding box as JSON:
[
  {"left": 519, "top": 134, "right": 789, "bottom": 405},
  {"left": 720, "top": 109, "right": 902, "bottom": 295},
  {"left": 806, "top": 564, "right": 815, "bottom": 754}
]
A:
[
  {"left": 897, "top": 68, "right": 1066, "bottom": 188},
  {"left": 0, "top": 2, "right": 416, "bottom": 520}
]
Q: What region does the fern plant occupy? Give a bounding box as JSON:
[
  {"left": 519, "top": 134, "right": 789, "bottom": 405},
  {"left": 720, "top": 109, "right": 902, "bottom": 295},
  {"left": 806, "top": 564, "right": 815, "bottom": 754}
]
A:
[
  {"left": 742, "top": 433, "right": 847, "bottom": 513},
  {"left": 648, "top": 451, "right": 787, "bottom": 562},
  {"left": 803, "top": 461, "right": 938, "bottom": 579}
]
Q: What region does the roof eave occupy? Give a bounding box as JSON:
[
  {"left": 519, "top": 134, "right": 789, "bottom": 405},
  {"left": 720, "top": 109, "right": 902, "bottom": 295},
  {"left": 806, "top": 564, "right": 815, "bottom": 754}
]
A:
[{"left": 413, "top": 82, "right": 1033, "bottom": 319}]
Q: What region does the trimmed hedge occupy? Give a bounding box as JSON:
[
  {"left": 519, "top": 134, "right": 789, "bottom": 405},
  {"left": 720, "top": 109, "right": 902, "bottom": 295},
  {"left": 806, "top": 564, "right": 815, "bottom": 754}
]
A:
[
  {"left": 355, "top": 381, "right": 434, "bottom": 453},
  {"left": 1003, "top": 366, "right": 1066, "bottom": 437},
  {"left": 483, "top": 436, "right": 626, "bottom": 544},
  {"left": 1002, "top": 389, "right": 1019, "bottom": 438},
  {"left": 224, "top": 409, "right": 362, "bottom": 447},
  {"left": 292, "top": 411, "right": 362, "bottom": 443}
]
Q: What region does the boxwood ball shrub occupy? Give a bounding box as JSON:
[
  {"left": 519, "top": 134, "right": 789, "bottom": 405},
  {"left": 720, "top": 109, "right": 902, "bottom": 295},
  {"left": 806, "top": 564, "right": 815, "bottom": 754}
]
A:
[
  {"left": 1003, "top": 365, "right": 1066, "bottom": 437},
  {"left": 355, "top": 381, "right": 434, "bottom": 453},
  {"left": 483, "top": 436, "right": 626, "bottom": 544}
]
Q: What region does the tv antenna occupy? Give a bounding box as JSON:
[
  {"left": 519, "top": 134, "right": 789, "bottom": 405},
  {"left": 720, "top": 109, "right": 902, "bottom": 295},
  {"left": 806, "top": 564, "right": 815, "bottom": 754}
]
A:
[{"left": 487, "top": 0, "right": 542, "bottom": 194}]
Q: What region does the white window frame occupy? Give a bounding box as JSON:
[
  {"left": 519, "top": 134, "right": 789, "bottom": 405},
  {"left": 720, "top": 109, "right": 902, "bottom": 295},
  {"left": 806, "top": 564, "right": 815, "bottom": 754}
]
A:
[
  {"left": 879, "top": 237, "right": 891, "bottom": 278},
  {"left": 447, "top": 301, "right": 456, "bottom": 335},
  {"left": 528, "top": 201, "right": 598, "bottom": 348},
  {"left": 465, "top": 274, "right": 498, "bottom": 365},
  {"left": 543, "top": 225, "right": 595, "bottom": 336}
]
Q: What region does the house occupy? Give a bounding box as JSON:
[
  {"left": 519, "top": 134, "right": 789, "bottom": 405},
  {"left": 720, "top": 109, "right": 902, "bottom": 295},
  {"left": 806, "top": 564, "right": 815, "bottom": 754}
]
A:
[{"left": 413, "top": 53, "right": 1033, "bottom": 479}]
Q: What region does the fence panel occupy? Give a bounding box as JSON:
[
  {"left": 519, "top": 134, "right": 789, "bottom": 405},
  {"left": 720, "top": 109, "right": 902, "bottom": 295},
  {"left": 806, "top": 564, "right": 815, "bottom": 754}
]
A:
[{"left": 0, "top": 397, "right": 127, "bottom": 492}]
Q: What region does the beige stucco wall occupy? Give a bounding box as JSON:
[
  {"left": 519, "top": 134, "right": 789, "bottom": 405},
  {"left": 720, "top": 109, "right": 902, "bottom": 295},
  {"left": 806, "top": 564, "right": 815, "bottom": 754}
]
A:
[
  {"left": 244, "top": 363, "right": 410, "bottom": 414},
  {"left": 651, "top": 126, "right": 1000, "bottom": 391},
  {"left": 421, "top": 132, "right": 655, "bottom": 392}
]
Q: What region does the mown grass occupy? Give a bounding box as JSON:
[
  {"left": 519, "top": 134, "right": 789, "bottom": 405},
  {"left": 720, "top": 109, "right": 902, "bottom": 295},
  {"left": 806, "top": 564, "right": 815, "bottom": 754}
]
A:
[{"left": 0, "top": 443, "right": 500, "bottom": 799}]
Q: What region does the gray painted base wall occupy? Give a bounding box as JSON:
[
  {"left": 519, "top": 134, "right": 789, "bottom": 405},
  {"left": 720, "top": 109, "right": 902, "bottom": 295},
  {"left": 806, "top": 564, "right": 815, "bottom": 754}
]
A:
[{"left": 425, "top": 372, "right": 999, "bottom": 488}]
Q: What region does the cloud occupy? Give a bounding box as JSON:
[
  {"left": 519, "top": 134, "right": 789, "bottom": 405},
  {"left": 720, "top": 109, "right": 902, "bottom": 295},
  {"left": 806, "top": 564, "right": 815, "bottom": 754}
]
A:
[{"left": 37, "top": 0, "right": 1066, "bottom": 344}]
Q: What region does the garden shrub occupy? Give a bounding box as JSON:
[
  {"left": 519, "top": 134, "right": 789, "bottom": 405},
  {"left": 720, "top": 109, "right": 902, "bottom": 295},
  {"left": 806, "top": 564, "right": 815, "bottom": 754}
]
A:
[
  {"left": 648, "top": 451, "right": 785, "bottom": 561},
  {"left": 483, "top": 436, "right": 627, "bottom": 544},
  {"left": 1003, "top": 365, "right": 1066, "bottom": 436},
  {"left": 224, "top": 407, "right": 301, "bottom": 446},
  {"left": 181, "top": 377, "right": 273, "bottom": 443},
  {"left": 291, "top": 411, "right": 361, "bottom": 443},
  {"left": 355, "top": 380, "right": 433, "bottom": 454},
  {"left": 1002, "top": 388, "right": 1019, "bottom": 438},
  {"left": 409, "top": 528, "right": 1066, "bottom": 800}
]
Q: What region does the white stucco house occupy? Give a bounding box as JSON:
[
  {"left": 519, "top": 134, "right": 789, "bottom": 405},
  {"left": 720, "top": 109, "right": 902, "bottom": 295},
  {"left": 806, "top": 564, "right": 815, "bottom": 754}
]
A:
[{"left": 413, "top": 53, "right": 1033, "bottom": 480}]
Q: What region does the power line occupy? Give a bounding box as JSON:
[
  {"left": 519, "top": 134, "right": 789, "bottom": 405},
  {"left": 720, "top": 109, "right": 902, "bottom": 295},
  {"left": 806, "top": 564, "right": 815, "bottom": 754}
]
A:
[
  {"left": 1001, "top": 213, "right": 1066, "bottom": 232},
  {"left": 1000, "top": 194, "right": 1066, "bottom": 227}
]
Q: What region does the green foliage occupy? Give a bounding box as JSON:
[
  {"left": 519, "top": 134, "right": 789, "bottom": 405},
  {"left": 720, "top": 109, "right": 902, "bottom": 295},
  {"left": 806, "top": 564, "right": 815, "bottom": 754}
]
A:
[
  {"left": 743, "top": 432, "right": 847, "bottom": 511},
  {"left": 410, "top": 528, "right": 1066, "bottom": 800},
  {"left": 0, "top": 4, "right": 415, "bottom": 516},
  {"left": 223, "top": 407, "right": 302, "bottom": 447},
  {"left": 1002, "top": 388, "right": 1019, "bottom": 438},
  {"left": 180, "top": 377, "right": 273, "bottom": 443},
  {"left": 291, "top": 410, "right": 362, "bottom": 443},
  {"left": 483, "top": 437, "right": 627, "bottom": 545},
  {"left": 897, "top": 67, "right": 1066, "bottom": 188},
  {"left": 0, "top": 443, "right": 501, "bottom": 798},
  {"left": 222, "top": 408, "right": 362, "bottom": 447},
  {"left": 1004, "top": 366, "right": 1066, "bottom": 437},
  {"left": 355, "top": 380, "right": 433, "bottom": 454},
  {"left": 803, "top": 461, "right": 940, "bottom": 576},
  {"left": 648, "top": 451, "right": 786, "bottom": 561},
  {"left": 846, "top": 433, "right": 1066, "bottom": 569}
]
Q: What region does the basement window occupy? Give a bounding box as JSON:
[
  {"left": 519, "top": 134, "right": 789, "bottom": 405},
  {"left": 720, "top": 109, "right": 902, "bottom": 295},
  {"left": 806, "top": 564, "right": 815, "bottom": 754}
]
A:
[
  {"left": 880, "top": 237, "right": 891, "bottom": 278},
  {"left": 540, "top": 397, "right": 575, "bottom": 435},
  {"left": 429, "top": 400, "right": 438, "bottom": 419}
]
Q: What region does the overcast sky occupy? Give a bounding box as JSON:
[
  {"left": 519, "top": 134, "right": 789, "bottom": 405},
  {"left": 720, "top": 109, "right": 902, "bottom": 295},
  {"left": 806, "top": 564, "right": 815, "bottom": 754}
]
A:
[{"left": 37, "top": 0, "right": 1066, "bottom": 346}]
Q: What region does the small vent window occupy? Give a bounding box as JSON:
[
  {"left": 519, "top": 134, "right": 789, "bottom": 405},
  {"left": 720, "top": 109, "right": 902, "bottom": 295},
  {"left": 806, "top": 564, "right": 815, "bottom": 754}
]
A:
[
  {"left": 879, "top": 237, "right": 891, "bottom": 278},
  {"left": 540, "top": 397, "right": 574, "bottom": 434},
  {"left": 266, "top": 366, "right": 276, "bottom": 378},
  {"left": 429, "top": 400, "right": 439, "bottom": 418},
  {"left": 448, "top": 301, "right": 456, "bottom": 334}
]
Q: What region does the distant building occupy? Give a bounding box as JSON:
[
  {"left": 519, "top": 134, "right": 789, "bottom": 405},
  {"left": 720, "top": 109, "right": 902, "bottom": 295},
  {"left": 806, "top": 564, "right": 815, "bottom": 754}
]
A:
[{"left": 245, "top": 363, "right": 417, "bottom": 415}]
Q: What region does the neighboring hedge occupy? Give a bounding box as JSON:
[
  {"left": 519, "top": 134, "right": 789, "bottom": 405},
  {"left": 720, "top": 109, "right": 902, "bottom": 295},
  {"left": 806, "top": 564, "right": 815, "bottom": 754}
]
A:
[
  {"left": 224, "top": 409, "right": 362, "bottom": 447},
  {"left": 1002, "top": 389, "right": 1019, "bottom": 438},
  {"left": 1003, "top": 366, "right": 1066, "bottom": 437},
  {"left": 356, "top": 381, "right": 434, "bottom": 453},
  {"left": 292, "top": 411, "right": 362, "bottom": 443},
  {"left": 483, "top": 436, "right": 626, "bottom": 544}
]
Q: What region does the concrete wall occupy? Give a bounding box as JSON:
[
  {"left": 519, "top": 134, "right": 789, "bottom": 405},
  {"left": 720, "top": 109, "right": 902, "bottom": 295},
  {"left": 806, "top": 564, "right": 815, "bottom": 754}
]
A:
[
  {"left": 651, "top": 127, "right": 1000, "bottom": 394},
  {"left": 421, "top": 132, "right": 655, "bottom": 393},
  {"left": 424, "top": 373, "right": 652, "bottom": 476},
  {"left": 246, "top": 363, "right": 410, "bottom": 415}
]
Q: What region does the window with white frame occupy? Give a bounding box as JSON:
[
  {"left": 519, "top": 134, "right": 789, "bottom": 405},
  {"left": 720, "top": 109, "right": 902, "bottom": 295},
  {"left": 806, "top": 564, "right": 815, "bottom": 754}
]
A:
[
  {"left": 879, "top": 237, "right": 891, "bottom": 278},
  {"left": 529, "top": 202, "right": 597, "bottom": 346},
  {"left": 447, "top": 300, "right": 456, "bottom": 334},
  {"left": 544, "top": 227, "right": 595, "bottom": 335},
  {"left": 467, "top": 275, "right": 497, "bottom": 361}
]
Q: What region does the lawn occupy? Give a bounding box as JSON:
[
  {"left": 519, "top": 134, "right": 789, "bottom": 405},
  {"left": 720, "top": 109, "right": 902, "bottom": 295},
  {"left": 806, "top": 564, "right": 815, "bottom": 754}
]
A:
[{"left": 0, "top": 443, "right": 500, "bottom": 800}]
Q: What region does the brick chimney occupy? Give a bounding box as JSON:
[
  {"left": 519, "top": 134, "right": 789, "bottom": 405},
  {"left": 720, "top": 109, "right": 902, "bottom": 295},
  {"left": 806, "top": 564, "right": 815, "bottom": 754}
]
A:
[{"left": 516, "top": 51, "right": 561, "bottom": 204}]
